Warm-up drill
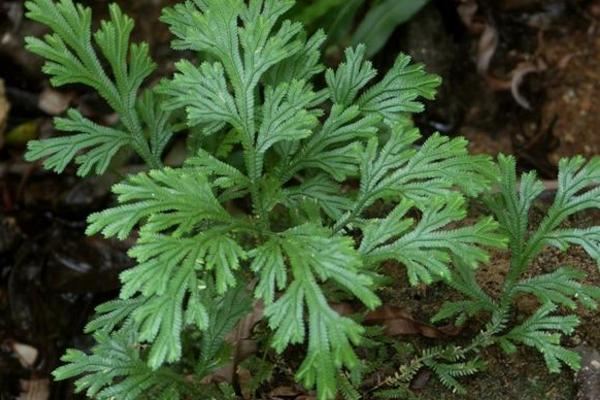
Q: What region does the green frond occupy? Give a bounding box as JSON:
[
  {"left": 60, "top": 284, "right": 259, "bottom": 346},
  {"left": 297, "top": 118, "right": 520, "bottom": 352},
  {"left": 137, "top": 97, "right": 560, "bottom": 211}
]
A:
[
  {"left": 357, "top": 53, "right": 441, "bottom": 124},
  {"left": 87, "top": 168, "right": 231, "bottom": 239},
  {"left": 84, "top": 298, "right": 145, "bottom": 334},
  {"left": 337, "top": 372, "right": 361, "bottom": 400},
  {"left": 197, "top": 284, "right": 252, "bottom": 371},
  {"left": 282, "top": 174, "right": 353, "bottom": 220},
  {"left": 375, "top": 386, "right": 420, "bottom": 399},
  {"left": 256, "top": 80, "right": 320, "bottom": 153},
  {"left": 264, "top": 224, "right": 380, "bottom": 399},
  {"left": 114, "top": 230, "right": 245, "bottom": 367},
  {"left": 53, "top": 331, "right": 186, "bottom": 400},
  {"left": 25, "top": 109, "right": 129, "bottom": 176},
  {"left": 386, "top": 133, "right": 494, "bottom": 199},
  {"left": 432, "top": 300, "right": 492, "bottom": 326},
  {"left": 484, "top": 154, "right": 544, "bottom": 253},
  {"left": 162, "top": 0, "right": 303, "bottom": 98},
  {"left": 264, "top": 29, "right": 326, "bottom": 84},
  {"left": 137, "top": 89, "right": 174, "bottom": 160},
  {"left": 250, "top": 238, "right": 287, "bottom": 305},
  {"left": 363, "top": 195, "right": 505, "bottom": 285},
  {"left": 127, "top": 269, "right": 195, "bottom": 368},
  {"left": 358, "top": 198, "right": 414, "bottom": 255},
  {"left": 238, "top": 356, "right": 275, "bottom": 399},
  {"left": 158, "top": 60, "right": 242, "bottom": 132},
  {"left": 524, "top": 156, "right": 600, "bottom": 265},
  {"left": 185, "top": 148, "right": 250, "bottom": 201},
  {"left": 325, "top": 44, "right": 377, "bottom": 106},
  {"left": 355, "top": 126, "right": 494, "bottom": 211},
  {"left": 499, "top": 303, "right": 581, "bottom": 372},
  {"left": 545, "top": 227, "right": 600, "bottom": 265},
  {"left": 512, "top": 267, "right": 600, "bottom": 310},
  {"left": 124, "top": 229, "right": 245, "bottom": 297},
  {"left": 287, "top": 105, "right": 380, "bottom": 181},
  {"left": 25, "top": 0, "right": 162, "bottom": 172},
  {"left": 433, "top": 257, "right": 497, "bottom": 325},
  {"left": 425, "top": 358, "right": 485, "bottom": 394}
]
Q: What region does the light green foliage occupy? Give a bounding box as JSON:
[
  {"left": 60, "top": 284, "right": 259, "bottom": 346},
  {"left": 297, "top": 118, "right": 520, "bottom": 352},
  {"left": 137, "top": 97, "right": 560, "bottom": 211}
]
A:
[
  {"left": 498, "top": 304, "right": 581, "bottom": 372},
  {"left": 380, "top": 154, "right": 600, "bottom": 396},
  {"left": 359, "top": 195, "right": 505, "bottom": 285},
  {"left": 52, "top": 331, "right": 187, "bottom": 400},
  {"left": 55, "top": 283, "right": 251, "bottom": 399},
  {"left": 432, "top": 154, "right": 600, "bottom": 376},
  {"left": 24, "top": 0, "right": 171, "bottom": 173},
  {"left": 28, "top": 0, "right": 512, "bottom": 399}
]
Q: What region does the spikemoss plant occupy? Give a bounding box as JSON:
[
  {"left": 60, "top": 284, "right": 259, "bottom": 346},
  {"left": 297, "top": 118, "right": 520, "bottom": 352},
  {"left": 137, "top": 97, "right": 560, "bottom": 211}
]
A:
[{"left": 24, "top": 0, "right": 600, "bottom": 399}]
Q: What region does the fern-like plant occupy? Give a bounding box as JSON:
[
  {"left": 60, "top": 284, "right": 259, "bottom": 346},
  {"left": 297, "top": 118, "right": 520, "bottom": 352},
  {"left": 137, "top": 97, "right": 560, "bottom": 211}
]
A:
[
  {"left": 25, "top": 0, "right": 508, "bottom": 398},
  {"left": 435, "top": 154, "right": 600, "bottom": 367},
  {"left": 375, "top": 155, "right": 600, "bottom": 397},
  {"left": 378, "top": 155, "right": 600, "bottom": 395}
]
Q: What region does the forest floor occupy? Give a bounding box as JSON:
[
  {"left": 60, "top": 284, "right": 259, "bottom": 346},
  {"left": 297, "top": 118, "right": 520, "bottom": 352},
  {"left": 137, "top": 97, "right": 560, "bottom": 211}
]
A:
[{"left": 1, "top": 0, "right": 600, "bottom": 399}]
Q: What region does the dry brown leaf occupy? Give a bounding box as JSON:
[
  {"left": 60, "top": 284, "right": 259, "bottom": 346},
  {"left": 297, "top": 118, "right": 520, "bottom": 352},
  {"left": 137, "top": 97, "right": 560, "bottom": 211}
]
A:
[
  {"left": 364, "top": 305, "right": 461, "bottom": 338},
  {"left": 8, "top": 340, "right": 38, "bottom": 368},
  {"left": 457, "top": 0, "right": 479, "bottom": 32},
  {"left": 410, "top": 369, "right": 432, "bottom": 390},
  {"left": 203, "top": 300, "right": 264, "bottom": 384},
  {"left": 510, "top": 61, "right": 546, "bottom": 110},
  {"left": 477, "top": 24, "right": 499, "bottom": 74},
  {"left": 268, "top": 386, "right": 303, "bottom": 398},
  {"left": 230, "top": 300, "right": 264, "bottom": 341},
  {"left": 485, "top": 60, "right": 546, "bottom": 110},
  {"left": 237, "top": 365, "right": 254, "bottom": 400},
  {"left": 18, "top": 379, "right": 49, "bottom": 400}
]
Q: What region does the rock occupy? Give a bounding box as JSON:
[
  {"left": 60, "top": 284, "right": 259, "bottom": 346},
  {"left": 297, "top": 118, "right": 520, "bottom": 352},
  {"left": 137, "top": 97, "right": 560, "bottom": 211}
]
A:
[
  {"left": 37, "top": 86, "right": 73, "bottom": 116},
  {"left": 575, "top": 345, "right": 600, "bottom": 400}
]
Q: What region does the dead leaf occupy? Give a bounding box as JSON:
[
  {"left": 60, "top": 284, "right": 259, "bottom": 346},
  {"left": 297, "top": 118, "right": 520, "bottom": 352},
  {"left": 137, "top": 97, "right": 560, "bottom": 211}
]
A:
[
  {"left": 203, "top": 300, "right": 264, "bottom": 384},
  {"left": 8, "top": 340, "right": 38, "bottom": 368},
  {"left": 485, "top": 75, "right": 513, "bottom": 91},
  {"left": 477, "top": 24, "right": 499, "bottom": 74},
  {"left": 363, "top": 305, "right": 461, "bottom": 338},
  {"left": 484, "top": 59, "right": 546, "bottom": 110},
  {"left": 557, "top": 52, "right": 580, "bottom": 70},
  {"left": 410, "top": 369, "right": 432, "bottom": 390},
  {"left": 268, "top": 386, "right": 302, "bottom": 398},
  {"left": 5, "top": 121, "right": 39, "bottom": 146},
  {"left": 237, "top": 366, "right": 253, "bottom": 400},
  {"left": 18, "top": 379, "right": 49, "bottom": 400},
  {"left": 457, "top": 0, "right": 480, "bottom": 32},
  {"left": 226, "top": 299, "right": 263, "bottom": 357},
  {"left": 510, "top": 61, "right": 546, "bottom": 110}
]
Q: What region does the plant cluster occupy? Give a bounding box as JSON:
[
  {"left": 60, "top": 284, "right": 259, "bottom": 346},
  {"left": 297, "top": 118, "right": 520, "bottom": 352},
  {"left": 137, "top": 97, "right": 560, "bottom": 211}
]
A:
[
  {"left": 23, "top": 0, "right": 600, "bottom": 399},
  {"left": 377, "top": 156, "right": 600, "bottom": 396}
]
